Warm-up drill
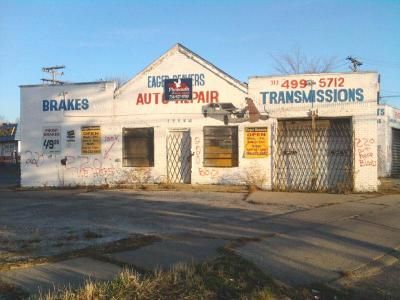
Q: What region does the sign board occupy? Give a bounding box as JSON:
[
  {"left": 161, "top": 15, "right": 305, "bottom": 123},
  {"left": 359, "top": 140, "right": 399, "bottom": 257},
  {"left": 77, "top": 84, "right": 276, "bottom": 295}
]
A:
[
  {"left": 164, "top": 78, "right": 192, "bottom": 101},
  {"left": 0, "top": 124, "right": 17, "bottom": 142},
  {"left": 42, "top": 126, "right": 61, "bottom": 154},
  {"left": 66, "top": 129, "right": 76, "bottom": 148},
  {"left": 81, "top": 126, "right": 101, "bottom": 154},
  {"left": 244, "top": 127, "right": 268, "bottom": 158},
  {"left": 252, "top": 72, "right": 378, "bottom": 106}
]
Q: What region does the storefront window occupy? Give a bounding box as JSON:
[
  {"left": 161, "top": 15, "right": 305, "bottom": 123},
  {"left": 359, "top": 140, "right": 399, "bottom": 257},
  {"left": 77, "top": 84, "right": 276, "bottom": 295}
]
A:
[
  {"left": 122, "top": 128, "right": 154, "bottom": 167},
  {"left": 203, "top": 126, "right": 238, "bottom": 167}
]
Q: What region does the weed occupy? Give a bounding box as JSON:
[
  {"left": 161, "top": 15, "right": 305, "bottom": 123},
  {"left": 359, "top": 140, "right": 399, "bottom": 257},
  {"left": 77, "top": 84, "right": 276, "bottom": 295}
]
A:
[
  {"left": 34, "top": 251, "right": 285, "bottom": 300},
  {"left": 241, "top": 163, "right": 268, "bottom": 191}
]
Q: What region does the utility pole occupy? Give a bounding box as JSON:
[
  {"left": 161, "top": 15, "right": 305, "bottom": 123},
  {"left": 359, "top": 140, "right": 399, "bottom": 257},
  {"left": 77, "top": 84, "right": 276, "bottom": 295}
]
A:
[
  {"left": 41, "top": 65, "right": 65, "bottom": 84},
  {"left": 346, "top": 56, "right": 362, "bottom": 72}
]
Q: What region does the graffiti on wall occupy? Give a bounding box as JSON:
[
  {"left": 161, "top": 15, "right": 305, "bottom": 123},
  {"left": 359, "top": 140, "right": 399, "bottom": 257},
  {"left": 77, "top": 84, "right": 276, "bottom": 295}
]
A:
[
  {"left": 193, "top": 136, "right": 220, "bottom": 179},
  {"left": 198, "top": 168, "right": 219, "bottom": 179},
  {"left": 355, "top": 138, "right": 376, "bottom": 167},
  {"left": 103, "top": 134, "right": 119, "bottom": 160},
  {"left": 67, "top": 133, "right": 120, "bottom": 178},
  {"left": 65, "top": 155, "right": 116, "bottom": 178},
  {"left": 194, "top": 136, "right": 201, "bottom": 165},
  {"left": 24, "top": 151, "right": 56, "bottom": 167}
]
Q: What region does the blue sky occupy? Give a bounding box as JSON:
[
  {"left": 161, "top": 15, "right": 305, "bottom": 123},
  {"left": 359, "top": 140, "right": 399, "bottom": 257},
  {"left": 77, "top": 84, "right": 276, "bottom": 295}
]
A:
[{"left": 1, "top": 0, "right": 399, "bottom": 121}]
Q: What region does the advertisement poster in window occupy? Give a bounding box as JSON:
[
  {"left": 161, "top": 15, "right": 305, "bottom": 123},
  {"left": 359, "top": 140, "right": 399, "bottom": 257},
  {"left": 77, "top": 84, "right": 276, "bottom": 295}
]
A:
[
  {"left": 42, "top": 126, "right": 61, "bottom": 154},
  {"left": 81, "top": 126, "right": 101, "bottom": 154},
  {"left": 164, "top": 78, "right": 192, "bottom": 101},
  {"left": 244, "top": 127, "right": 268, "bottom": 158},
  {"left": 66, "top": 129, "right": 76, "bottom": 148}
]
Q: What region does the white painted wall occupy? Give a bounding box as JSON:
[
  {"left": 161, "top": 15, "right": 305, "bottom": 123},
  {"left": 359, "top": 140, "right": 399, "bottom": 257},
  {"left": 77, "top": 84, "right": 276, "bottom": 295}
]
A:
[
  {"left": 20, "top": 81, "right": 117, "bottom": 186},
  {"left": 20, "top": 46, "right": 273, "bottom": 188},
  {"left": 19, "top": 46, "right": 380, "bottom": 192},
  {"left": 113, "top": 48, "right": 271, "bottom": 188}
]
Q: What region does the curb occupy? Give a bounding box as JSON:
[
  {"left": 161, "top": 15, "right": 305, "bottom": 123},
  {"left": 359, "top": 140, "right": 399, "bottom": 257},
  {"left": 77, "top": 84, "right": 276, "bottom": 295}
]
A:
[{"left": 331, "top": 246, "right": 400, "bottom": 288}]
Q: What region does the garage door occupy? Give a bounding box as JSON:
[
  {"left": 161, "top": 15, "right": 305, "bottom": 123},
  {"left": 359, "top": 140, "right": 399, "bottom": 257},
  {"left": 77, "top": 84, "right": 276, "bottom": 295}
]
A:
[
  {"left": 273, "top": 118, "right": 353, "bottom": 192},
  {"left": 392, "top": 128, "right": 400, "bottom": 177}
]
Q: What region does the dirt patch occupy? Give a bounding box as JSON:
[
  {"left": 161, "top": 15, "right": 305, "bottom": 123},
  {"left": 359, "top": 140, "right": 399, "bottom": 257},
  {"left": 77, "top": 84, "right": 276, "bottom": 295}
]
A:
[
  {"left": 0, "top": 279, "right": 28, "bottom": 300},
  {"left": 378, "top": 178, "right": 400, "bottom": 194},
  {"left": 83, "top": 230, "right": 103, "bottom": 240},
  {"left": 15, "top": 183, "right": 249, "bottom": 193},
  {"left": 0, "top": 234, "right": 158, "bottom": 272}
]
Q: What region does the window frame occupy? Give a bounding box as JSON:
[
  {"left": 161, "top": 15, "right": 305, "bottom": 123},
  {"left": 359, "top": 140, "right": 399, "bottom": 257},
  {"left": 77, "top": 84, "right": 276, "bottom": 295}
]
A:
[
  {"left": 203, "top": 126, "right": 239, "bottom": 168},
  {"left": 122, "top": 127, "right": 154, "bottom": 167}
]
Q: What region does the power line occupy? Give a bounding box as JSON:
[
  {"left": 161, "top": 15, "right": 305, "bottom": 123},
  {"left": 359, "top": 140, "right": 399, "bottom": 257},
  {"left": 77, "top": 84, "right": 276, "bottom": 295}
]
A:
[
  {"left": 360, "top": 57, "right": 400, "bottom": 65},
  {"left": 380, "top": 95, "right": 400, "bottom": 98},
  {"left": 381, "top": 89, "right": 400, "bottom": 94},
  {"left": 362, "top": 62, "right": 400, "bottom": 69}
]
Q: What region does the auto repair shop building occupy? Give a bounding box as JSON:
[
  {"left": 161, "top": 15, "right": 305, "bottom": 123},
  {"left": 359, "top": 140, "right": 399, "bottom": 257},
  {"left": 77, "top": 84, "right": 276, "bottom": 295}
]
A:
[
  {"left": 377, "top": 104, "right": 400, "bottom": 177},
  {"left": 20, "top": 44, "right": 379, "bottom": 192}
]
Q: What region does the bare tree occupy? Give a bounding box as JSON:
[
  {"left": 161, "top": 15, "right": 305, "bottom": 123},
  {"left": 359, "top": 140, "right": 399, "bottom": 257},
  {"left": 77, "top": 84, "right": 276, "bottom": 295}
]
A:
[
  {"left": 271, "top": 47, "right": 338, "bottom": 74},
  {"left": 101, "top": 75, "right": 129, "bottom": 88},
  {"left": 0, "top": 115, "right": 9, "bottom": 124}
]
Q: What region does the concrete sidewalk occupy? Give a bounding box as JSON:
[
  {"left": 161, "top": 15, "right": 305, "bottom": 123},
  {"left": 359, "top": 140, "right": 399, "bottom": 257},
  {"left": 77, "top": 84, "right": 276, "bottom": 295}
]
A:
[
  {"left": 236, "top": 194, "right": 400, "bottom": 286},
  {"left": 0, "top": 257, "right": 122, "bottom": 295}
]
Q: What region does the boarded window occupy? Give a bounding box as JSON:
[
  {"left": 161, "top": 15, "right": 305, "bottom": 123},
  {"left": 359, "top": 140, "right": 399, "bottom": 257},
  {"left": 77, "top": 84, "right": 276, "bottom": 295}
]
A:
[
  {"left": 204, "top": 126, "right": 238, "bottom": 167},
  {"left": 123, "top": 128, "right": 154, "bottom": 167}
]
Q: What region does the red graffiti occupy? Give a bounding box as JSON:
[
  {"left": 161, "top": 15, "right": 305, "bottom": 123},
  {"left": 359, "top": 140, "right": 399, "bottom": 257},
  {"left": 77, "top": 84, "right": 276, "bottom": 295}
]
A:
[
  {"left": 198, "top": 168, "right": 219, "bottom": 178},
  {"left": 355, "top": 138, "right": 376, "bottom": 168},
  {"left": 194, "top": 136, "right": 201, "bottom": 165},
  {"left": 65, "top": 156, "right": 115, "bottom": 178}
]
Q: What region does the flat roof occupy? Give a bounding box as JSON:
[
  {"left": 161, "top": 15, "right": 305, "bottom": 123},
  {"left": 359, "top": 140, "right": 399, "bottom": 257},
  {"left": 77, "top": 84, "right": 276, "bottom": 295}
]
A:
[
  {"left": 19, "top": 81, "right": 114, "bottom": 88},
  {"left": 379, "top": 103, "right": 400, "bottom": 110},
  {"left": 248, "top": 71, "right": 379, "bottom": 79}
]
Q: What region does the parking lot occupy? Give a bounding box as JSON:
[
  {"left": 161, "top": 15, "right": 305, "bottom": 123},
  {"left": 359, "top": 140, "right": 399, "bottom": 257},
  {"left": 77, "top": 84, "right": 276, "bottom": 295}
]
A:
[{"left": 0, "top": 188, "right": 399, "bottom": 298}]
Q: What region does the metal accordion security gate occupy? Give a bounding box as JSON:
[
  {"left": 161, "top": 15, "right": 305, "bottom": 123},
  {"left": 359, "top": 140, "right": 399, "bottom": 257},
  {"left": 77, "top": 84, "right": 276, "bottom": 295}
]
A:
[
  {"left": 166, "top": 129, "right": 192, "bottom": 184},
  {"left": 273, "top": 118, "right": 353, "bottom": 192},
  {"left": 392, "top": 128, "right": 400, "bottom": 178}
]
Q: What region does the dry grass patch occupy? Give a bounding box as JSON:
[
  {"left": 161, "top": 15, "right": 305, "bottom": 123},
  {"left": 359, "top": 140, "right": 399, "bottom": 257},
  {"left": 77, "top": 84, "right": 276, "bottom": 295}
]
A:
[
  {"left": 35, "top": 251, "right": 288, "bottom": 300},
  {"left": 32, "top": 250, "right": 351, "bottom": 300}
]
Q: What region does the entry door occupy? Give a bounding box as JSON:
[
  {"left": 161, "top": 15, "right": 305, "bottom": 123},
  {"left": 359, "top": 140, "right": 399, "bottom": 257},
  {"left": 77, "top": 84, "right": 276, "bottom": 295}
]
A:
[
  {"left": 167, "top": 129, "right": 192, "bottom": 183},
  {"left": 392, "top": 128, "right": 400, "bottom": 177},
  {"left": 274, "top": 119, "right": 353, "bottom": 192}
]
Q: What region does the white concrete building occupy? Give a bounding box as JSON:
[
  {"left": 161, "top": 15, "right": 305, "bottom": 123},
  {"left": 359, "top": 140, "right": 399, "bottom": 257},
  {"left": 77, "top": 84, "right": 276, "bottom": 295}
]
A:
[
  {"left": 20, "top": 44, "right": 380, "bottom": 191},
  {"left": 377, "top": 104, "right": 400, "bottom": 177},
  {"left": 0, "top": 123, "right": 19, "bottom": 164},
  {"left": 249, "top": 72, "right": 379, "bottom": 192}
]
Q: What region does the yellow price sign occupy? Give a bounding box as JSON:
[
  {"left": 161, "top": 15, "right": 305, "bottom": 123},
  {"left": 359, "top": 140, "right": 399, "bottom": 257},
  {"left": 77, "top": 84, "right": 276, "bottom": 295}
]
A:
[
  {"left": 81, "top": 126, "right": 101, "bottom": 154},
  {"left": 244, "top": 127, "right": 268, "bottom": 158}
]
